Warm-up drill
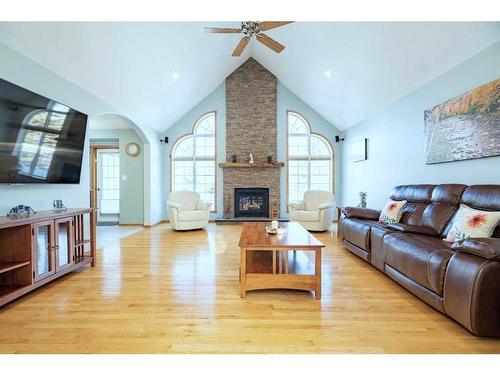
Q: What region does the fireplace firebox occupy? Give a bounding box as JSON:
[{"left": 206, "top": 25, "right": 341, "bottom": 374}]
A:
[{"left": 234, "top": 188, "right": 269, "bottom": 218}]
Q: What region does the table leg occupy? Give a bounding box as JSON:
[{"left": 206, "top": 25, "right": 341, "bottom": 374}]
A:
[
  {"left": 315, "top": 248, "right": 321, "bottom": 300},
  {"left": 90, "top": 210, "right": 96, "bottom": 267},
  {"left": 240, "top": 247, "right": 246, "bottom": 298}
]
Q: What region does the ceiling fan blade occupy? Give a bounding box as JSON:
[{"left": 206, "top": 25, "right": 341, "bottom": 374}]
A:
[
  {"left": 232, "top": 36, "right": 250, "bottom": 57},
  {"left": 260, "top": 21, "right": 294, "bottom": 31},
  {"left": 256, "top": 33, "right": 285, "bottom": 53},
  {"left": 205, "top": 27, "right": 242, "bottom": 33}
]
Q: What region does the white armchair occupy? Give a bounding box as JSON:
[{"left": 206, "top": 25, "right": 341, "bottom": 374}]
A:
[
  {"left": 167, "top": 191, "right": 211, "bottom": 231},
  {"left": 288, "top": 190, "right": 335, "bottom": 231}
]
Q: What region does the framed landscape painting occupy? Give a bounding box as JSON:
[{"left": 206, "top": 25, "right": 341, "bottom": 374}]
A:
[{"left": 424, "top": 78, "right": 500, "bottom": 164}]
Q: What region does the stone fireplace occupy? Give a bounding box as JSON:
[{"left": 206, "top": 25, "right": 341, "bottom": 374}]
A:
[
  {"left": 221, "top": 58, "right": 282, "bottom": 219},
  {"left": 234, "top": 188, "right": 269, "bottom": 218}
]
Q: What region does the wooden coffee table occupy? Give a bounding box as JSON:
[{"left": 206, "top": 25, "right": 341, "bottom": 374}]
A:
[{"left": 239, "top": 222, "right": 324, "bottom": 299}]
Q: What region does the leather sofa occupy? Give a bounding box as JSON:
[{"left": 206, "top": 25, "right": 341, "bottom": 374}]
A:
[{"left": 338, "top": 184, "right": 500, "bottom": 337}]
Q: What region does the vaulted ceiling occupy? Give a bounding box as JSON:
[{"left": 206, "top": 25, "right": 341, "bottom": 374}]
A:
[{"left": 1, "top": 22, "right": 499, "bottom": 132}]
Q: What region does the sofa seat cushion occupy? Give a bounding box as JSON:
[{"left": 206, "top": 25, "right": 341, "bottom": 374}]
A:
[
  {"left": 341, "top": 218, "right": 386, "bottom": 251},
  {"left": 178, "top": 210, "right": 208, "bottom": 222},
  {"left": 384, "top": 233, "right": 454, "bottom": 295},
  {"left": 289, "top": 209, "right": 320, "bottom": 222}
]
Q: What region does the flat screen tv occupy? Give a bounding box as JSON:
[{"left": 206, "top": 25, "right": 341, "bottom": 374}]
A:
[{"left": 0, "top": 77, "right": 88, "bottom": 184}]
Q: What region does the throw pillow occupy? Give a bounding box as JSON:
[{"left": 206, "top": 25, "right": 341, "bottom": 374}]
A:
[
  {"left": 445, "top": 204, "right": 500, "bottom": 242},
  {"left": 379, "top": 200, "right": 407, "bottom": 224}
]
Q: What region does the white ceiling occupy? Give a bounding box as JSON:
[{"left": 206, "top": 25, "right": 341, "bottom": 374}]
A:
[{"left": 1, "top": 22, "right": 499, "bottom": 132}]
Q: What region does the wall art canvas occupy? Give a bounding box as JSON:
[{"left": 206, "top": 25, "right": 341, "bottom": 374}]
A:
[
  {"left": 351, "top": 138, "right": 367, "bottom": 162},
  {"left": 424, "top": 78, "right": 500, "bottom": 164}
]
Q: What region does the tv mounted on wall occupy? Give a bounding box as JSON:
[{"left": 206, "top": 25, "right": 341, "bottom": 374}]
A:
[{"left": 0, "top": 77, "right": 88, "bottom": 184}]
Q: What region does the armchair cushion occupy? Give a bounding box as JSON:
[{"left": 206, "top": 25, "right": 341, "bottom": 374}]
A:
[
  {"left": 288, "top": 201, "right": 306, "bottom": 211},
  {"left": 303, "top": 190, "right": 335, "bottom": 211},
  {"left": 178, "top": 210, "right": 210, "bottom": 222},
  {"left": 451, "top": 238, "right": 500, "bottom": 260},
  {"left": 289, "top": 210, "right": 320, "bottom": 222},
  {"left": 168, "top": 191, "right": 199, "bottom": 211},
  {"left": 196, "top": 201, "right": 211, "bottom": 211},
  {"left": 343, "top": 207, "right": 381, "bottom": 221}
]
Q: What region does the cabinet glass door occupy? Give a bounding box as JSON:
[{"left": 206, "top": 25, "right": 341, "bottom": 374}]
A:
[
  {"left": 55, "top": 218, "right": 74, "bottom": 271},
  {"left": 33, "top": 222, "right": 55, "bottom": 282}
]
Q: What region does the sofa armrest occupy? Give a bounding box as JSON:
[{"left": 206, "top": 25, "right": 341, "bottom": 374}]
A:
[
  {"left": 288, "top": 201, "right": 305, "bottom": 211},
  {"left": 451, "top": 238, "right": 500, "bottom": 261},
  {"left": 387, "top": 223, "right": 439, "bottom": 236},
  {"left": 342, "top": 207, "right": 381, "bottom": 220},
  {"left": 167, "top": 201, "right": 182, "bottom": 210},
  {"left": 196, "top": 201, "right": 211, "bottom": 211}
]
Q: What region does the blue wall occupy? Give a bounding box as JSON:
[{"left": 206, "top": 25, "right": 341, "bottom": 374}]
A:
[
  {"left": 340, "top": 41, "right": 500, "bottom": 209},
  {"left": 162, "top": 81, "right": 340, "bottom": 219},
  {"left": 88, "top": 128, "right": 145, "bottom": 225},
  {"left": 277, "top": 82, "right": 342, "bottom": 216},
  {"left": 162, "top": 83, "right": 226, "bottom": 220},
  {"left": 0, "top": 43, "right": 113, "bottom": 215}
]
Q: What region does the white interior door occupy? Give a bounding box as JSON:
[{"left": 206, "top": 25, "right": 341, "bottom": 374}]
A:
[{"left": 96, "top": 149, "right": 120, "bottom": 223}]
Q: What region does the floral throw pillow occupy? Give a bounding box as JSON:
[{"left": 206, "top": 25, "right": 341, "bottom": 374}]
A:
[
  {"left": 379, "top": 200, "right": 407, "bottom": 224},
  {"left": 445, "top": 204, "right": 500, "bottom": 242}
]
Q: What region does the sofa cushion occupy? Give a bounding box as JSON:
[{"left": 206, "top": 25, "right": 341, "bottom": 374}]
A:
[
  {"left": 445, "top": 204, "right": 500, "bottom": 242},
  {"left": 379, "top": 200, "right": 407, "bottom": 224},
  {"left": 289, "top": 209, "right": 320, "bottom": 222},
  {"left": 384, "top": 233, "right": 454, "bottom": 295},
  {"left": 461, "top": 185, "right": 500, "bottom": 239},
  {"left": 178, "top": 210, "right": 209, "bottom": 222},
  {"left": 420, "top": 184, "right": 467, "bottom": 234}
]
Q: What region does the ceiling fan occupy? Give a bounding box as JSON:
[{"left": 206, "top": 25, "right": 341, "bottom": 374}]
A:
[{"left": 205, "top": 21, "right": 294, "bottom": 56}]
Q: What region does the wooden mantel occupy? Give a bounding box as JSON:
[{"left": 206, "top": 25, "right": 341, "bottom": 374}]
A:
[{"left": 218, "top": 162, "right": 285, "bottom": 169}]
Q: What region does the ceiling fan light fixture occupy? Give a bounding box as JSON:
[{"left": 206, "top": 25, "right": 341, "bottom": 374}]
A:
[{"left": 324, "top": 69, "right": 333, "bottom": 79}]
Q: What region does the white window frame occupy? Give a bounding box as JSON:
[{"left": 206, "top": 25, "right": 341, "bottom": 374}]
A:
[
  {"left": 286, "top": 110, "right": 334, "bottom": 205},
  {"left": 170, "top": 111, "right": 217, "bottom": 212}
]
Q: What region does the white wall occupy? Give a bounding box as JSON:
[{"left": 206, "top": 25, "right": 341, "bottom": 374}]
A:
[{"left": 340, "top": 41, "right": 500, "bottom": 210}]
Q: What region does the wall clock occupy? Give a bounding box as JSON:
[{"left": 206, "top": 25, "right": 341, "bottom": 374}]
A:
[{"left": 125, "top": 142, "right": 141, "bottom": 157}]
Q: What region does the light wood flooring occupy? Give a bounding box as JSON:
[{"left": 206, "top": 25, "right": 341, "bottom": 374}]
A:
[{"left": 0, "top": 223, "right": 499, "bottom": 354}]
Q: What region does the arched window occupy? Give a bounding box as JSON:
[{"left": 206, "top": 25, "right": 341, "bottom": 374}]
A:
[
  {"left": 287, "top": 111, "right": 333, "bottom": 203},
  {"left": 14, "top": 102, "right": 69, "bottom": 179},
  {"left": 171, "top": 112, "right": 217, "bottom": 210}
]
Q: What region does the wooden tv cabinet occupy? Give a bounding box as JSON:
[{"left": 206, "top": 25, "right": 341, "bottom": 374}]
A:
[{"left": 0, "top": 208, "right": 96, "bottom": 307}]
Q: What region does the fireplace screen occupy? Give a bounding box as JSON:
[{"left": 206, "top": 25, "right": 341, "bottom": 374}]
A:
[{"left": 234, "top": 188, "right": 269, "bottom": 218}]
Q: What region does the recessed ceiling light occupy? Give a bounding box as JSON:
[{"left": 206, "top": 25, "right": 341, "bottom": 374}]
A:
[
  {"left": 324, "top": 69, "right": 332, "bottom": 79},
  {"left": 172, "top": 72, "right": 180, "bottom": 80}
]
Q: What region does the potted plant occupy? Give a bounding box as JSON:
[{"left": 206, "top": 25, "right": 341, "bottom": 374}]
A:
[
  {"left": 266, "top": 154, "right": 273, "bottom": 164},
  {"left": 358, "top": 192, "right": 367, "bottom": 208},
  {"left": 231, "top": 154, "right": 237, "bottom": 163}
]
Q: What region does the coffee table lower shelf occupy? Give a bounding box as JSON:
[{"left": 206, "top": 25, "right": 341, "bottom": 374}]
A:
[{"left": 239, "top": 248, "right": 322, "bottom": 300}]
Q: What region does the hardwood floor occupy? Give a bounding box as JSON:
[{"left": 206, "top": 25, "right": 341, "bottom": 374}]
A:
[{"left": 0, "top": 223, "right": 499, "bottom": 354}]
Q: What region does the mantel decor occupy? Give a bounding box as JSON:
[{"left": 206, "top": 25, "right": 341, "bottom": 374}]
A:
[{"left": 219, "top": 162, "right": 285, "bottom": 169}]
